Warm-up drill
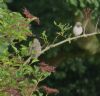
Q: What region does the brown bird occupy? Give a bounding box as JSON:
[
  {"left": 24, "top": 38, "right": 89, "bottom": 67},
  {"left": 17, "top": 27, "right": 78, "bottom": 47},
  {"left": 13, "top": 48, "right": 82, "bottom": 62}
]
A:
[{"left": 29, "top": 38, "right": 42, "bottom": 58}]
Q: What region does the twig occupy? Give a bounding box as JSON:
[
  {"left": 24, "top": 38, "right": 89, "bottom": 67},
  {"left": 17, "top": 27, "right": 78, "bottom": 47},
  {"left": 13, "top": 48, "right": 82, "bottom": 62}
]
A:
[
  {"left": 23, "top": 55, "right": 32, "bottom": 65},
  {"left": 95, "top": 18, "right": 100, "bottom": 32},
  {"left": 52, "top": 35, "right": 59, "bottom": 44},
  {"left": 40, "top": 32, "right": 100, "bottom": 55},
  {"left": 29, "top": 75, "right": 44, "bottom": 96},
  {"left": 83, "top": 19, "right": 89, "bottom": 34}
]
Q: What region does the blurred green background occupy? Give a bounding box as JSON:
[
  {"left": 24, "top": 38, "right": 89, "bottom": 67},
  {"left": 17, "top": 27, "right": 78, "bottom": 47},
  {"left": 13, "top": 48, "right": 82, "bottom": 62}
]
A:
[{"left": 7, "top": 0, "right": 100, "bottom": 96}]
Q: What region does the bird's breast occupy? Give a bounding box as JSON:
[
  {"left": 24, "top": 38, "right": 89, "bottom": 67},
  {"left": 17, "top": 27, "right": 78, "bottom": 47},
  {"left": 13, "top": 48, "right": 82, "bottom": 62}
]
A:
[{"left": 73, "top": 26, "right": 83, "bottom": 36}]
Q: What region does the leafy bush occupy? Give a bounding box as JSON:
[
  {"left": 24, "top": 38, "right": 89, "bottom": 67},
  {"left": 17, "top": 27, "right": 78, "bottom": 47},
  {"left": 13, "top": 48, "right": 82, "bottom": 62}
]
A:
[{"left": 0, "top": 1, "right": 59, "bottom": 96}]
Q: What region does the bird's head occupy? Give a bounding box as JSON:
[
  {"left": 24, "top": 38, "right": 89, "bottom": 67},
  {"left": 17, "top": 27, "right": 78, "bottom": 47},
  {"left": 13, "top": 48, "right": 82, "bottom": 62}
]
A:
[{"left": 75, "top": 22, "right": 82, "bottom": 27}]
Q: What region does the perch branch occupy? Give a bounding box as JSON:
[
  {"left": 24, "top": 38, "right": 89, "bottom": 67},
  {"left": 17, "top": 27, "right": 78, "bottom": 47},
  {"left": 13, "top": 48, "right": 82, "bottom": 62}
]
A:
[
  {"left": 40, "top": 32, "right": 100, "bottom": 55},
  {"left": 24, "top": 31, "right": 100, "bottom": 65}
]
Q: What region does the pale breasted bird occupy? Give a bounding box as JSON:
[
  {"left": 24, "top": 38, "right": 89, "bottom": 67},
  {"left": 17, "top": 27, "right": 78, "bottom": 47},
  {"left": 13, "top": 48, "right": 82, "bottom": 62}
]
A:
[
  {"left": 74, "top": 8, "right": 100, "bottom": 54},
  {"left": 73, "top": 22, "right": 83, "bottom": 36}
]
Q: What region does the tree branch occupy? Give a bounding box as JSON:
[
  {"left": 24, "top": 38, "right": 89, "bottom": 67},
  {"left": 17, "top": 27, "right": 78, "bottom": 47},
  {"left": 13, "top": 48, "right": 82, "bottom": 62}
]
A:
[
  {"left": 40, "top": 32, "right": 100, "bottom": 55},
  {"left": 24, "top": 31, "right": 100, "bottom": 65},
  {"left": 23, "top": 55, "right": 32, "bottom": 65}
]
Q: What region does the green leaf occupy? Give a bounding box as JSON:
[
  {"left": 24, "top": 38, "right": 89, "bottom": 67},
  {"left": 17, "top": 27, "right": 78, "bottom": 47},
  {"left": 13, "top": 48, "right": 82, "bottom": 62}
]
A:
[
  {"left": 20, "top": 45, "right": 29, "bottom": 56},
  {"left": 12, "top": 45, "right": 19, "bottom": 54},
  {"left": 54, "top": 21, "right": 57, "bottom": 25},
  {"left": 32, "top": 79, "right": 37, "bottom": 84},
  {"left": 93, "top": 0, "right": 99, "bottom": 8},
  {"left": 0, "top": 0, "right": 4, "bottom": 3},
  {"left": 87, "top": 0, "right": 92, "bottom": 4},
  {"left": 32, "top": 58, "right": 39, "bottom": 63},
  {"left": 0, "top": 20, "right": 3, "bottom": 24},
  {"left": 38, "top": 92, "right": 43, "bottom": 96},
  {"left": 69, "top": 0, "right": 78, "bottom": 7},
  {"left": 32, "top": 94, "right": 37, "bottom": 96},
  {"left": 79, "top": 0, "right": 85, "bottom": 8},
  {"left": 16, "top": 70, "right": 24, "bottom": 78},
  {"left": 41, "top": 30, "right": 48, "bottom": 44}
]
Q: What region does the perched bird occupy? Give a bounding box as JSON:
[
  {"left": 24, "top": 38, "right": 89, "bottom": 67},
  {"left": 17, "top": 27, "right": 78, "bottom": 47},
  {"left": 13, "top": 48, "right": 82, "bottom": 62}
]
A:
[
  {"left": 74, "top": 8, "right": 100, "bottom": 54},
  {"left": 29, "top": 38, "right": 42, "bottom": 58},
  {"left": 73, "top": 22, "right": 83, "bottom": 36}
]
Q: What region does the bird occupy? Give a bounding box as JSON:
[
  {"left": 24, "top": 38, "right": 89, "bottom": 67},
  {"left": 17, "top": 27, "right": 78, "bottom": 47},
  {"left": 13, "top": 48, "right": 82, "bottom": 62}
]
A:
[
  {"left": 29, "top": 38, "right": 42, "bottom": 58},
  {"left": 73, "top": 22, "right": 83, "bottom": 36}
]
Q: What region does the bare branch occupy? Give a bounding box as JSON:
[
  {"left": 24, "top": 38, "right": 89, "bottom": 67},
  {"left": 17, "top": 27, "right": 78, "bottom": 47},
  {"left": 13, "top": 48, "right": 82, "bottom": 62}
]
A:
[{"left": 40, "top": 32, "right": 100, "bottom": 55}]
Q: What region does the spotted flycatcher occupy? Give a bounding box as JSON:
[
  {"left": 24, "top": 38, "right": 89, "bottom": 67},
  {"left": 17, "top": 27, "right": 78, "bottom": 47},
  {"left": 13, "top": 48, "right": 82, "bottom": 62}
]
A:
[{"left": 73, "top": 22, "right": 83, "bottom": 36}]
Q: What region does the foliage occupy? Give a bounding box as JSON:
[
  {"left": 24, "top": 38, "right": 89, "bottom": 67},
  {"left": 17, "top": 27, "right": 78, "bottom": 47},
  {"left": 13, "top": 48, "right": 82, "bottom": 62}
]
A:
[
  {"left": 0, "top": 1, "right": 58, "bottom": 96},
  {"left": 66, "top": 0, "right": 100, "bottom": 9}
]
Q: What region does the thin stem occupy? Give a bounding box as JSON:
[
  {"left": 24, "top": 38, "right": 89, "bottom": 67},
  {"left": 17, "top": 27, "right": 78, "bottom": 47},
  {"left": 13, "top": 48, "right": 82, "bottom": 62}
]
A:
[
  {"left": 29, "top": 75, "right": 44, "bottom": 96},
  {"left": 52, "top": 35, "right": 59, "bottom": 44},
  {"left": 23, "top": 55, "right": 32, "bottom": 65},
  {"left": 83, "top": 19, "right": 89, "bottom": 34},
  {"left": 95, "top": 18, "right": 100, "bottom": 32}
]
